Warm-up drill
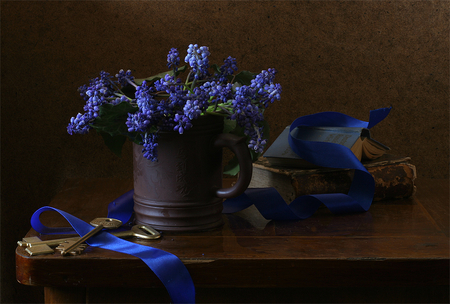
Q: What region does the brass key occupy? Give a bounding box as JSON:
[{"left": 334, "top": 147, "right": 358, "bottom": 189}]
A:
[
  {"left": 112, "top": 224, "right": 161, "bottom": 240},
  {"left": 60, "top": 217, "right": 122, "bottom": 256},
  {"left": 18, "top": 225, "right": 161, "bottom": 249},
  {"left": 25, "top": 244, "right": 54, "bottom": 256},
  {"left": 55, "top": 241, "right": 88, "bottom": 256},
  {"left": 18, "top": 236, "right": 81, "bottom": 248}
]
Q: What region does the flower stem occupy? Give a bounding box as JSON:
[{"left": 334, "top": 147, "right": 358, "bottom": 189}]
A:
[
  {"left": 127, "top": 78, "right": 138, "bottom": 89},
  {"left": 107, "top": 78, "right": 130, "bottom": 97},
  {"left": 185, "top": 71, "right": 192, "bottom": 86},
  {"left": 217, "top": 105, "right": 233, "bottom": 115}
]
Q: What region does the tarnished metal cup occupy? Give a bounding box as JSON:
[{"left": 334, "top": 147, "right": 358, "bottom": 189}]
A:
[{"left": 133, "top": 115, "right": 252, "bottom": 231}]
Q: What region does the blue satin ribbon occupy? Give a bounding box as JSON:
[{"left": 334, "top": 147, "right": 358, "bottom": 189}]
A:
[
  {"left": 29, "top": 108, "right": 390, "bottom": 304},
  {"left": 108, "top": 189, "right": 135, "bottom": 224},
  {"left": 30, "top": 206, "right": 195, "bottom": 304},
  {"left": 224, "top": 107, "right": 391, "bottom": 218}
]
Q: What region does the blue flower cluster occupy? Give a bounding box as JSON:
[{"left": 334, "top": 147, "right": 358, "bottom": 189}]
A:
[
  {"left": 68, "top": 44, "right": 281, "bottom": 161},
  {"left": 68, "top": 71, "right": 117, "bottom": 135},
  {"left": 250, "top": 68, "right": 282, "bottom": 108},
  {"left": 167, "top": 48, "right": 180, "bottom": 72},
  {"left": 142, "top": 132, "right": 159, "bottom": 161},
  {"left": 185, "top": 44, "right": 210, "bottom": 80},
  {"left": 127, "top": 80, "right": 172, "bottom": 133},
  {"left": 67, "top": 112, "right": 93, "bottom": 135},
  {"left": 230, "top": 68, "right": 281, "bottom": 153},
  {"left": 116, "top": 69, "right": 134, "bottom": 87},
  {"left": 218, "top": 56, "right": 238, "bottom": 83}
]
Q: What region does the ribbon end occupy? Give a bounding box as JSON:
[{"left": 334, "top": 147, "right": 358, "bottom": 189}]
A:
[{"left": 368, "top": 107, "right": 392, "bottom": 129}]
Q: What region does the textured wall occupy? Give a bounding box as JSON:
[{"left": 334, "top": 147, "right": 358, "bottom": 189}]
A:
[{"left": 2, "top": 1, "right": 449, "bottom": 302}]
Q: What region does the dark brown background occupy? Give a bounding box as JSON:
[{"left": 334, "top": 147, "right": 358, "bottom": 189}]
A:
[{"left": 2, "top": 1, "right": 449, "bottom": 303}]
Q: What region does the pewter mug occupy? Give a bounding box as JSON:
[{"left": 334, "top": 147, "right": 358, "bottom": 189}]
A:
[{"left": 133, "top": 115, "right": 252, "bottom": 231}]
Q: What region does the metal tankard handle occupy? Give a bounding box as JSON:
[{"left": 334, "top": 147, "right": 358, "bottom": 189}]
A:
[{"left": 212, "top": 133, "right": 253, "bottom": 198}]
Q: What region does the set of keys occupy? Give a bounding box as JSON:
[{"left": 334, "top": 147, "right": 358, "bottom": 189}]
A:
[{"left": 18, "top": 217, "right": 161, "bottom": 256}]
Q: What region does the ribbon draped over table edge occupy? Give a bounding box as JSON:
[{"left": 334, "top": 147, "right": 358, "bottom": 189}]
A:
[
  {"left": 29, "top": 107, "right": 390, "bottom": 304},
  {"left": 30, "top": 205, "right": 195, "bottom": 304}
]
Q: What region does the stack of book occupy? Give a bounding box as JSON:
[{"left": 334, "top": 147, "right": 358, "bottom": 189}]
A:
[{"left": 250, "top": 126, "right": 416, "bottom": 203}]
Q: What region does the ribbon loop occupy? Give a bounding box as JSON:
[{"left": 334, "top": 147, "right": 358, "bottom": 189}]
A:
[
  {"left": 30, "top": 206, "right": 195, "bottom": 304},
  {"left": 223, "top": 107, "right": 391, "bottom": 219}
]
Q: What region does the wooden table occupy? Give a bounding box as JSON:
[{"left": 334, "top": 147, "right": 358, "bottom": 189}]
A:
[{"left": 16, "top": 178, "right": 449, "bottom": 303}]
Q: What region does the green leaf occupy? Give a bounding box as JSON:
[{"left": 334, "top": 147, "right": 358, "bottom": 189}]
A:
[
  {"left": 128, "top": 132, "right": 143, "bottom": 145},
  {"left": 92, "top": 102, "right": 138, "bottom": 136},
  {"left": 120, "top": 85, "right": 137, "bottom": 99},
  {"left": 90, "top": 102, "right": 139, "bottom": 156},
  {"left": 223, "top": 119, "right": 271, "bottom": 175},
  {"left": 99, "top": 132, "right": 127, "bottom": 157},
  {"left": 223, "top": 156, "right": 240, "bottom": 176},
  {"left": 233, "top": 70, "right": 256, "bottom": 85},
  {"left": 222, "top": 118, "right": 236, "bottom": 134},
  {"left": 134, "top": 65, "right": 187, "bottom": 85},
  {"left": 210, "top": 64, "right": 221, "bottom": 74}
]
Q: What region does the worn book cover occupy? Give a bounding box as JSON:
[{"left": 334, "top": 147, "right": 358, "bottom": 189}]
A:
[
  {"left": 249, "top": 154, "right": 416, "bottom": 202},
  {"left": 264, "top": 126, "right": 390, "bottom": 169}
]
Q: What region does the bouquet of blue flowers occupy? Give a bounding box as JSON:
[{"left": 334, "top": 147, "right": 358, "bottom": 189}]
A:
[{"left": 67, "top": 44, "right": 281, "bottom": 174}]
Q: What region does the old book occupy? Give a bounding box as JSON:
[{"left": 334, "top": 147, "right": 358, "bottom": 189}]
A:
[
  {"left": 249, "top": 154, "right": 416, "bottom": 202},
  {"left": 264, "top": 126, "right": 390, "bottom": 169}
]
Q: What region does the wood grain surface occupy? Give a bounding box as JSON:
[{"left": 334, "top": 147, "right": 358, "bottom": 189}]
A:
[{"left": 16, "top": 178, "right": 449, "bottom": 303}]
